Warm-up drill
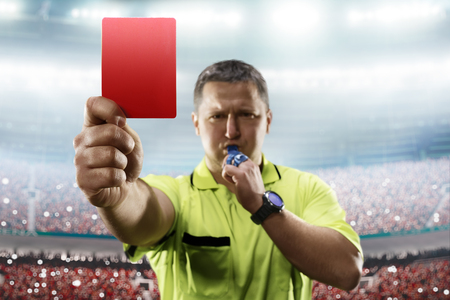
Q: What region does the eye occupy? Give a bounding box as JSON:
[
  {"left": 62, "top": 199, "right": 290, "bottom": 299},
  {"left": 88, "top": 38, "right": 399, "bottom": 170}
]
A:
[
  {"left": 211, "top": 114, "right": 224, "bottom": 120},
  {"left": 241, "top": 112, "right": 255, "bottom": 118}
]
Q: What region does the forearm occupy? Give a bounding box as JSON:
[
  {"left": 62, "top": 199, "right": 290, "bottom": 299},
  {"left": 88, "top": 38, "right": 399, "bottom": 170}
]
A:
[
  {"left": 97, "top": 179, "right": 171, "bottom": 247},
  {"left": 262, "top": 210, "right": 363, "bottom": 291}
]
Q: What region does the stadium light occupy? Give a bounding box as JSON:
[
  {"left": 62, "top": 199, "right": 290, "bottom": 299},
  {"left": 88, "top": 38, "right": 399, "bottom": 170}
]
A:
[
  {"left": 0, "top": 1, "right": 18, "bottom": 15},
  {"left": 222, "top": 12, "right": 242, "bottom": 28},
  {"left": 71, "top": 7, "right": 121, "bottom": 20},
  {"left": 71, "top": 8, "right": 80, "bottom": 18},
  {"left": 81, "top": 8, "right": 89, "bottom": 18},
  {"left": 261, "top": 58, "right": 450, "bottom": 92},
  {"left": 272, "top": 3, "right": 321, "bottom": 36},
  {"left": 147, "top": 8, "right": 242, "bottom": 29},
  {"left": 348, "top": 3, "right": 446, "bottom": 25}
]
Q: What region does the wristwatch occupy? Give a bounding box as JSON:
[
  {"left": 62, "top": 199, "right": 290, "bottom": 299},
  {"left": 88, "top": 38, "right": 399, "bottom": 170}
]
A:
[{"left": 251, "top": 191, "right": 285, "bottom": 225}]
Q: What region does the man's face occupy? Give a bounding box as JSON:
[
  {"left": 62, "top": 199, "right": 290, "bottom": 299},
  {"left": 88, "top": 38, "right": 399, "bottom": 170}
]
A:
[{"left": 192, "top": 81, "right": 272, "bottom": 173}]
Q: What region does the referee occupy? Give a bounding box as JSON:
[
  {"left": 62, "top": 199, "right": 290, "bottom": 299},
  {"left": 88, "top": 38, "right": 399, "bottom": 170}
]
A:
[{"left": 73, "top": 60, "right": 363, "bottom": 299}]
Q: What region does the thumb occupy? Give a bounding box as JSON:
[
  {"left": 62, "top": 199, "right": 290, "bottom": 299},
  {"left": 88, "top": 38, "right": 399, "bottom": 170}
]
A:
[{"left": 84, "top": 96, "right": 127, "bottom": 128}]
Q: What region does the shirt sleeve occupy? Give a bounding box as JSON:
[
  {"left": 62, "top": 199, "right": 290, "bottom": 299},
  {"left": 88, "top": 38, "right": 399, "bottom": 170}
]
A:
[
  {"left": 123, "top": 174, "right": 180, "bottom": 263},
  {"left": 300, "top": 173, "right": 363, "bottom": 258}
]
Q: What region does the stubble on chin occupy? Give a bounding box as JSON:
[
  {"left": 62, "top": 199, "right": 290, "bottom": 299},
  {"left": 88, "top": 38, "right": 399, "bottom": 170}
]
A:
[{"left": 204, "top": 152, "right": 225, "bottom": 174}]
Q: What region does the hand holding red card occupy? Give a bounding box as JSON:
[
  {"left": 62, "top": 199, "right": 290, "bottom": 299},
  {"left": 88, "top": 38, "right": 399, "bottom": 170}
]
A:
[{"left": 102, "top": 18, "right": 176, "bottom": 118}]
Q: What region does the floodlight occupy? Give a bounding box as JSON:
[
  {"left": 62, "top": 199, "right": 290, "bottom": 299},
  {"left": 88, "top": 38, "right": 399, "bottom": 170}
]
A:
[
  {"left": 147, "top": 7, "right": 242, "bottom": 29},
  {"left": 272, "top": 3, "right": 321, "bottom": 36},
  {"left": 71, "top": 8, "right": 80, "bottom": 18},
  {"left": 0, "top": 2, "right": 18, "bottom": 14},
  {"left": 348, "top": 3, "right": 446, "bottom": 25},
  {"left": 81, "top": 8, "right": 89, "bottom": 18},
  {"left": 222, "top": 12, "right": 241, "bottom": 28}
]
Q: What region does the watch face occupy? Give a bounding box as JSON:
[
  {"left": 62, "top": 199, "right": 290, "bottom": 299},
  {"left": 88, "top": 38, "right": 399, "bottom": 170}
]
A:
[{"left": 267, "top": 192, "right": 283, "bottom": 207}]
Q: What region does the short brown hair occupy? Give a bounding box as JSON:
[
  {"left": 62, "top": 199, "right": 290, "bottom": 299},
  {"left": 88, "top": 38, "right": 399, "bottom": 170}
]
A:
[{"left": 193, "top": 60, "right": 269, "bottom": 111}]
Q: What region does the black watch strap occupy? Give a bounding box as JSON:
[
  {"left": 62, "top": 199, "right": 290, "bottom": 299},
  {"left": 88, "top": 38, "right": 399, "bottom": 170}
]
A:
[{"left": 251, "top": 204, "right": 276, "bottom": 225}]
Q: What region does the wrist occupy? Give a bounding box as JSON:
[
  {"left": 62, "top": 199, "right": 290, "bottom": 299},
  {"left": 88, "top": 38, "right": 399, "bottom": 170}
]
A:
[
  {"left": 245, "top": 194, "right": 264, "bottom": 214},
  {"left": 250, "top": 191, "right": 285, "bottom": 225}
]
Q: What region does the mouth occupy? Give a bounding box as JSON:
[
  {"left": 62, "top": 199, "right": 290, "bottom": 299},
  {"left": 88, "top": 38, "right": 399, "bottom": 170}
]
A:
[
  {"left": 222, "top": 145, "right": 236, "bottom": 157},
  {"left": 224, "top": 144, "right": 239, "bottom": 153},
  {"left": 224, "top": 143, "right": 239, "bottom": 149}
]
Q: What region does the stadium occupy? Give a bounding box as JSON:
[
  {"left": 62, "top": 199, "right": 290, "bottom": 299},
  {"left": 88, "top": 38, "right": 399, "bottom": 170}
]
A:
[{"left": 0, "top": 0, "right": 449, "bottom": 299}]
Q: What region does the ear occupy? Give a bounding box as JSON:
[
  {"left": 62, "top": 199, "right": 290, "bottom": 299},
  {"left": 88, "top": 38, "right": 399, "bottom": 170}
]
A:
[
  {"left": 266, "top": 109, "right": 272, "bottom": 134},
  {"left": 192, "top": 112, "right": 200, "bottom": 136}
]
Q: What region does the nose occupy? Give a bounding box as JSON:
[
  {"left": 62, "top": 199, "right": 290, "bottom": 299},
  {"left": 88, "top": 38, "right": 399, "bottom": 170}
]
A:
[{"left": 225, "top": 115, "right": 240, "bottom": 140}]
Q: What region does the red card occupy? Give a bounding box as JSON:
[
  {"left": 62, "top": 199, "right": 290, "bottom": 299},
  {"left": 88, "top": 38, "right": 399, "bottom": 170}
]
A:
[{"left": 102, "top": 18, "right": 176, "bottom": 118}]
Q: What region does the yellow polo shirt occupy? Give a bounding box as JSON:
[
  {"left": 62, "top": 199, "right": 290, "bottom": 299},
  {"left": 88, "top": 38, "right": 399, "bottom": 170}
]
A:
[{"left": 124, "top": 156, "right": 362, "bottom": 300}]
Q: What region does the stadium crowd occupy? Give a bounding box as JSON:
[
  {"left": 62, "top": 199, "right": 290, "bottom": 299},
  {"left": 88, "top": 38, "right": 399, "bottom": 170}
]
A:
[
  {"left": 313, "top": 157, "right": 449, "bottom": 235},
  {"left": 312, "top": 248, "right": 450, "bottom": 299},
  {"left": 1, "top": 248, "right": 448, "bottom": 299},
  {"left": 0, "top": 251, "right": 160, "bottom": 299},
  {"left": 0, "top": 159, "right": 29, "bottom": 232},
  {"left": 0, "top": 157, "right": 449, "bottom": 237},
  {"left": 33, "top": 163, "right": 111, "bottom": 236}
]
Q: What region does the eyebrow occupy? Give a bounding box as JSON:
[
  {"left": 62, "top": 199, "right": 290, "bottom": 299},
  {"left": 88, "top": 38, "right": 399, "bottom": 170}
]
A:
[{"left": 207, "top": 106, "right": 258, "bottom": 113}]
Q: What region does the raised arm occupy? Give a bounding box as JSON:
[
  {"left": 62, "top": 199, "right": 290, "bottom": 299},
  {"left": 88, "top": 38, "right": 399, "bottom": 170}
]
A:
[
  {"left": 222, "top": 158, "right": 363, "bottom": 291},
  {"left": 73, "top": 96, "right": 174, "bottom": 247}
]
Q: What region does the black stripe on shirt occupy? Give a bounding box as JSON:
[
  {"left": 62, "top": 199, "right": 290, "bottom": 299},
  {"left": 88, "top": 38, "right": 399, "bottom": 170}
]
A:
[{"left": 182, "top": 232, "right": 230, "bottom": 247}]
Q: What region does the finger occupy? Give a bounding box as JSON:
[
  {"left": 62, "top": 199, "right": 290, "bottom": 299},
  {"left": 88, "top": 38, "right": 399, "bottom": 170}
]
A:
[
  {"left": 81, "top": 124, "right": 136, "bottom": 155},
  {"left": 222, "top": 164, "right": 239, "bottom": 184},
  {"left": 84, "top": 96, "right": 127, "bottom": 128},
  {"left": 75, "top": 146, "right": 128, "bottom": 170},
  {"left": 76, "top": 167, "right": 126, "bottom": 195},
  {"left": 222, "top": 154, "right": 235, "bottom": 169},
  {"left": 122, "top": 124, "right": 142, "bottom": 153}
]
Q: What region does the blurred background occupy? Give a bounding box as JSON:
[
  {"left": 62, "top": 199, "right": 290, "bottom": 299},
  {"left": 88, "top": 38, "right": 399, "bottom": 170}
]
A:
[{"left": 0, "top": 0, "right": 449, "bottom": 299}]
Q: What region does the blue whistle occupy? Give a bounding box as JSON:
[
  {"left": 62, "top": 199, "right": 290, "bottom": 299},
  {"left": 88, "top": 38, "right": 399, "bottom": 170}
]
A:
[
  {"left": 227, "top": 145, "right": 239, "bottom": 154},
  {"left": 226, "top": 145, "right": 248, "bottom": 167}
]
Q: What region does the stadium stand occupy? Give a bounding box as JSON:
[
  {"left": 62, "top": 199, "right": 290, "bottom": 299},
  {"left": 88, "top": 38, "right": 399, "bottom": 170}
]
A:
[
  {"left": 33, "top": 162, "right": 110, "bottom": 236},
  {"left": 312, "top": 248, "right": 450, "bottom": 299},
  {"left": 313, "top": 157, "right": 449, "bottom": 235},
  {"left": 1, "top": 157, "right": 448, "bottom": 237},
  {"left": 0, "top": 159, "right": 29, "bottom": 232},
  {"left": 1, "top": 157, "right": 449, "bottom": 299},
  {"left": 1, "top": 248, "right": 448, "bottom": 300},
  {"left": 0, "top": 251, "right": 160, "bottom": 300}
]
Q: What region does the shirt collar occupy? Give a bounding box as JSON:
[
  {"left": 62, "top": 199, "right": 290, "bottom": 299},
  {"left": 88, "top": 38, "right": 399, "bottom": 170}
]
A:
[{"left": 191, "top": 154, "right": 281, "bottom": 190}]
